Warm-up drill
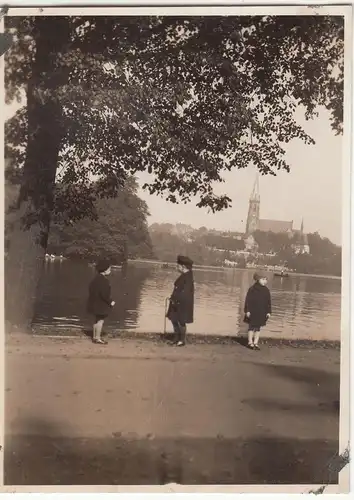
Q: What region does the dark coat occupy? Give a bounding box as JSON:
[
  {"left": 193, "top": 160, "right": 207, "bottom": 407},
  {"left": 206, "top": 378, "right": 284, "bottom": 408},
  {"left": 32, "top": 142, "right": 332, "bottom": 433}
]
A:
[
  {"left": 244, "top": 282, "right": 272, "bottom": 328},
  {"left": 87, "top": 273, "right": 113, "bottom": 317},
  {"left": 167, "top": 270, "right": 194, "bottom": 324}
]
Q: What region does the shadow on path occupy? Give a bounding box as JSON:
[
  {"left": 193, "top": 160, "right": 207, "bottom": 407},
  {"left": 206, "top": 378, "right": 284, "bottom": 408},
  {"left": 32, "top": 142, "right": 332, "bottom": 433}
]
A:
[
  {"left": 258, "top": 362, "right": 340, "bottom": 410},
  {"left": 5, "top": 417, "right": 338, "bottom": 485},
  {"left": 241, "top": 397, "right": 339, "bottom": 415}
]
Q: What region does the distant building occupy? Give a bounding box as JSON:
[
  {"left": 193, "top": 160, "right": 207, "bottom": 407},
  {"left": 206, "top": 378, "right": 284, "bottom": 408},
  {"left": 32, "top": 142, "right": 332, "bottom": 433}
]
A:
[
  {"left": 244, "top": 234, "right": 258, "bottom": 252},
  {"left": 257, "top": 219, "right": 294, "bottom": 234},
  {"left": 292, "top": 219, "right": 310, "bottom": 255},
  {"left": 245, "top": 175, "right": 310, "bottom": 254}
]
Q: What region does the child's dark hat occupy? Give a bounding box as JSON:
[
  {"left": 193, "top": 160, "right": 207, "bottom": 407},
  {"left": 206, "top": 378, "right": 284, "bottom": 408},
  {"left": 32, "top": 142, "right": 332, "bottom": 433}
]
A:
[
  {"left": 177, "top": 255, "right": 193, "bottom": 269},
  {"left": 96, "top": 259, "right": 111, "bottom": 273}
]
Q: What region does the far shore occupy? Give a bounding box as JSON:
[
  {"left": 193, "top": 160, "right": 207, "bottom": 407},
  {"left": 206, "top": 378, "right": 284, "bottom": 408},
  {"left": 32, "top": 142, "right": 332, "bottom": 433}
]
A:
[
  {"left": 127, "top": 258, "right": 341, "bottom": 280},
  {"left": 46, "top": 257, "right": 341, "bottom": 280}
]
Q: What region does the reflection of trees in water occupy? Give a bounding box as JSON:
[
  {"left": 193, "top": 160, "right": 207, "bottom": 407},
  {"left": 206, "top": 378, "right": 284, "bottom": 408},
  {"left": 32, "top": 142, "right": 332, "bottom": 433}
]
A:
[
  {"left": 101, "top": 265, "right": 152, "bottom": 331},
  {"left": 300, "top": 292, "right": 329, "bottom": 318},
  {"left": 33, "top": 260, "right": 92, "bottom": 325},
  {"left": 33, "top": 261, "right": 152, "bottom": 332},
  {"left": 301, "top": 277, "right": 341, "bottom": 295},
  {"left": 270, "top": 276, "right": 339, "bottom": 320},
  {"left": 289, "top": 276, "right": 336, "bottom": 318},
  {"left": 195, "top": 268, "right": 241, "bottom": 288},
  {"left": 263, "top": 277, "right": 295, "bottom": 323},
  {"left": 269, "top": 275, "right": 339, "bottom": 340},
  {"left": 271, "top": 275, "right": 340, "bottom": 295},
  {"left": 192, "top": 269, "right": 242, "bottom": 305},
  {"left": 288, "top": 278, "right": 307, "bottom": 323}
]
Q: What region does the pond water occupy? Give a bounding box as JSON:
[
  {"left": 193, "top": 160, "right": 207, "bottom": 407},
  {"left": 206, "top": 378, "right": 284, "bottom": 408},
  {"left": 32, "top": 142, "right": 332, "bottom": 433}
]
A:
[{"left": 32, "top": 260, "right": 341, "bottom": 341}]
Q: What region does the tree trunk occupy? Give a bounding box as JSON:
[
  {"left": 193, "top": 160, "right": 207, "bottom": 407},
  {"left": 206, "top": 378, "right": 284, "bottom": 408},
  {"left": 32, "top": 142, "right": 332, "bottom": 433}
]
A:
[{"left": 5, "top": 18, "right": 71, "bottom": 333}]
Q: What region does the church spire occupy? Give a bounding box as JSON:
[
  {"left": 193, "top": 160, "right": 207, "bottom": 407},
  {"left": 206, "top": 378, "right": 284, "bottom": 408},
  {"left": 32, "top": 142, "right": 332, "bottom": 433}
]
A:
[
  {"left": 250, "top": 172, "right": 260, "bottom": 202},
  {"left": 245, "top": 173, "right": 260, "bottom": 235},
  {"left": 300, "top": 218, "right": 304, "bottom": 234}
]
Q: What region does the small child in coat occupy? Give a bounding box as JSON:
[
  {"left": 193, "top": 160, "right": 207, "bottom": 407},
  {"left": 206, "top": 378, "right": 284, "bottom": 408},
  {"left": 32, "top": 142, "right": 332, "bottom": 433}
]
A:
[
  {"left": 166, "top": 255, "right": 194, "bottom": 347},
  {"left": 244, "top": 272, "right": 272, "bottom": 350},
  {"left": 87, "top": 259, "right": 115, "bottom": 345}
]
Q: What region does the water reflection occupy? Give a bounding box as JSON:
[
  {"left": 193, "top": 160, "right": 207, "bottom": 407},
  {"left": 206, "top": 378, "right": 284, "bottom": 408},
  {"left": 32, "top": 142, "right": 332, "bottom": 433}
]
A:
[
  {"left": 33, "top": 262, "right": 341, "bottom": 341},
  {"left": 34, "top": 261, "right": 152, "bottom": 332}
]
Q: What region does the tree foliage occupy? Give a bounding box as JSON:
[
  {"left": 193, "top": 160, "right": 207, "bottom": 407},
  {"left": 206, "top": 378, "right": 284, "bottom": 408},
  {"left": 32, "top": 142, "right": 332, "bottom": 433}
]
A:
[
  {"left": 47, "top": 178, "right": 153, "bottom": 262},
  {"left": 149, "top": 225, "right": 225, "bottom": 266},
  {"left": 284, "top": 232, "right": 341, "bottom": 276},
  {"left": 5, "top": 14, "right": 344, "bottom": 227},
  {"left": 253, "top": 230, "right": 294, "bottom": 254}
]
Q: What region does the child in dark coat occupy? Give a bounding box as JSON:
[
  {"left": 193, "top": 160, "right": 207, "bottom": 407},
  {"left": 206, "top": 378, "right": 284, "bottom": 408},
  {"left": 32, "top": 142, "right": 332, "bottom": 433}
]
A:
[
  {"left": 244, "top": 272, "right": 272, "bottom": 350},
  {"left": 87, "top": 259, "right": 115, "bottom": 345},
  {"left": 166, "top": 255, "right": 194, "bottom": 346}
]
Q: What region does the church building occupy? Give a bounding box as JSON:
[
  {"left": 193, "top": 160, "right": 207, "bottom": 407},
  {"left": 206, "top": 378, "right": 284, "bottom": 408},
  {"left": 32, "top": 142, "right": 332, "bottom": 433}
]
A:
[{"left": 245, "top": 176, "right": 310, "bottom": 254}]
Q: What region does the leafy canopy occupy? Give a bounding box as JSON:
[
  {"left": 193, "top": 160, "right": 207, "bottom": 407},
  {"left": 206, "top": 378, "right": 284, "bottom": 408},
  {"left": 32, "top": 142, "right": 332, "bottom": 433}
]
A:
[{"left": 5, "top": 15, "right": 344, "bottom": 223}]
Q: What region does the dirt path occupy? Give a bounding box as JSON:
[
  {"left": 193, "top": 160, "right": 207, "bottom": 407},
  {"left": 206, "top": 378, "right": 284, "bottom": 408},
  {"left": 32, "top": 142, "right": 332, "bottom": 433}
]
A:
[{"left": 4, "top": 334, "right": 340, "bottom": 485}]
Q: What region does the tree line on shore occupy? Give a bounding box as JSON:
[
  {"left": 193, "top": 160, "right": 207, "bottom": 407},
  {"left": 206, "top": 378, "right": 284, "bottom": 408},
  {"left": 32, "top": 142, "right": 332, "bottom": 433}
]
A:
[
  {"left": 149, "top": 223, "right": 341, "bottom": 276},
  {"left": 5, "top": 174, "right": 154, "bottom": 263},
  {"left": 5, "top": 170, "right": 341, "bottom": 276}
]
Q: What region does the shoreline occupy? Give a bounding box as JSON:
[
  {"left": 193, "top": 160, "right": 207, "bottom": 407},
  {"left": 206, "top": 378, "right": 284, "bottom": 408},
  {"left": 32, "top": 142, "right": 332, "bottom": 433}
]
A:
[{"left": 27, "top": 327, "right": 340, "bottom": 350}]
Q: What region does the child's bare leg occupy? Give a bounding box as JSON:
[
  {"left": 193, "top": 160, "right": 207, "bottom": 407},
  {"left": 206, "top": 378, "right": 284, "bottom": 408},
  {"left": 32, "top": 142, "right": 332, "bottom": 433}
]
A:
[
  {"left": 92, "top": 323, "right": 97, "bottom": 340},
  {"left": 253, "top": 330, "right": 260, "bottom": 346},
  {"left": 248, "top": 330, "right": 254, "bottom": 346},
  {"left": 96, "top": 319, "right": 104, "bottom": 340}
]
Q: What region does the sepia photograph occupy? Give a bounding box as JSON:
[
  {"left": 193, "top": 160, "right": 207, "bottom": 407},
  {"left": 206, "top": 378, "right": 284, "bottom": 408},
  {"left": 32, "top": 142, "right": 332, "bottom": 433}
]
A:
[{"left": 1, "top": 3, "right": 352, "bottom": 492}]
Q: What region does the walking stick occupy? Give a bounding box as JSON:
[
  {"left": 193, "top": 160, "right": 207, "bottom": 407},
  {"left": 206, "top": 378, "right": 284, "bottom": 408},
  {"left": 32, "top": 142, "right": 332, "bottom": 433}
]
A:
[{"left": 163, "top": 297, "right": 170, "bottom": 335}]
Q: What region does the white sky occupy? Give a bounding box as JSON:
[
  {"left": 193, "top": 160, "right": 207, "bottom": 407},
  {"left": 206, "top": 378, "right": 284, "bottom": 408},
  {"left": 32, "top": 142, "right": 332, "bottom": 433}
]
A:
[{"left": 6, "top": 101, "right": 342, "bottom": 245}]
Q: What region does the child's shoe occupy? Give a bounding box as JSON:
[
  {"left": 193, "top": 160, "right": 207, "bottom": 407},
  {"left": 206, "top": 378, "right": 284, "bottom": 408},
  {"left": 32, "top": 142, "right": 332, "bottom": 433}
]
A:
[{"left": 93, "top": 338, "right": 108, "bottom": 345}]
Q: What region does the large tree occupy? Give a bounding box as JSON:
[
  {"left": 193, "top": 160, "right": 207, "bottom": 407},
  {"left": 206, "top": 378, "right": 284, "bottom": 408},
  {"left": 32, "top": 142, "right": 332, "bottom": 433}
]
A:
[{"left": 5, "top": 14, "right": 344, "bottom": 330}]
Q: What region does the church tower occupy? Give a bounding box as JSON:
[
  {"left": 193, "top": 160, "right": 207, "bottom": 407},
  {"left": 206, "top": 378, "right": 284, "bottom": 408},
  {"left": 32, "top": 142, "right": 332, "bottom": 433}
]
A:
[
  {"left": 300, "top": 218, "right": 310, "bottom": 254},
  {"left": 245, "top": 175, "right": 260, "bottom": 235}
]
